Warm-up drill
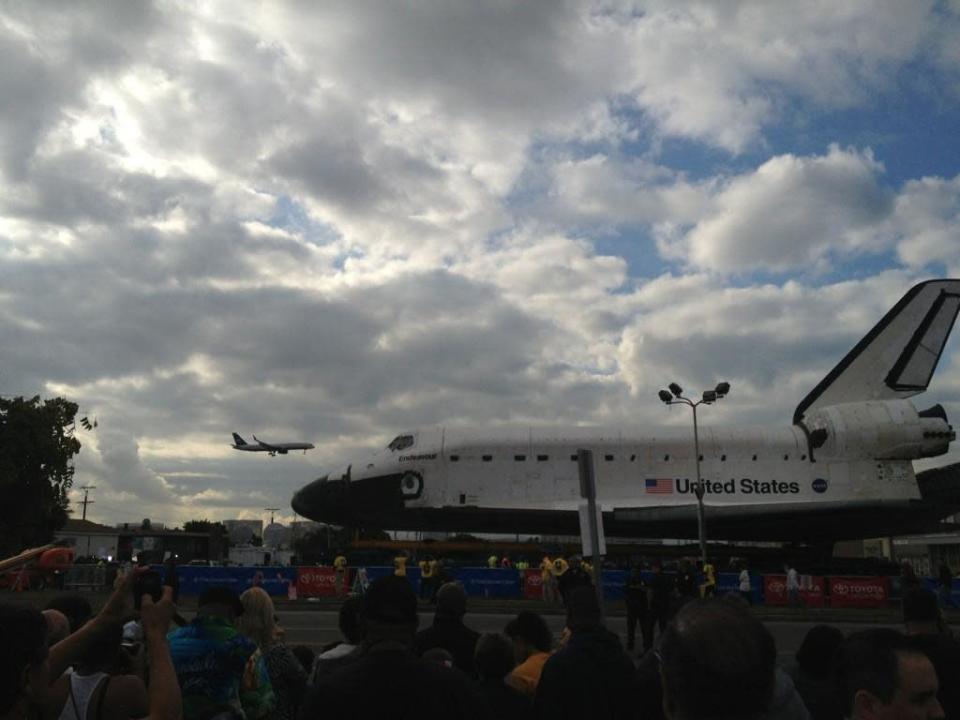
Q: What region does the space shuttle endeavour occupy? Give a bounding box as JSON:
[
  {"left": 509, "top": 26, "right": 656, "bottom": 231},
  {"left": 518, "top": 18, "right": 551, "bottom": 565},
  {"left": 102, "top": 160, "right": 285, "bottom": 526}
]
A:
[{"left": 292, "top": 279, "right": 960, "bottom": 543}]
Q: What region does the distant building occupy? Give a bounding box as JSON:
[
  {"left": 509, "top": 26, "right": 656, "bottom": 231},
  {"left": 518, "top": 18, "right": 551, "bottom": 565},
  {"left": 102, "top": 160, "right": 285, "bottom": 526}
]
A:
[
  {"left": 227, "top": 546, "right": 293, "bottom": 566},
  {"left": 55, "top": 519, "right": 120, "bottom": 560},
  {"left": 115, "top": 520, "right": 166, "bottom": 531},
  {"left": 223, "top": 519, "right": 263, "bottom": 545},
  {"left": 263, "top": 522, "right": 292, "bottom": 549}
]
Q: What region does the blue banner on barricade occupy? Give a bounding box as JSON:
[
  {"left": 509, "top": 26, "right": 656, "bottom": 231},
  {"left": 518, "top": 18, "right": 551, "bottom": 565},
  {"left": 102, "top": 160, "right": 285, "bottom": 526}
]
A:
[
  {"left": 166, "top": 566, "right": 296, "bottom": 597},
  {"left": 455, "top": 567, "right": 521, "bottom": 598},
  {"left": 347, "top": 567, "right": 636, "bottom": 601},
  {"left": 920, "top": 577, "right": 960, "bottom": 608},
  {"left": 601, "top": 570, "right": 627, "bottom": 601},
  {"left": 717, "top": 572, "right": 762, "bottom": 604}
]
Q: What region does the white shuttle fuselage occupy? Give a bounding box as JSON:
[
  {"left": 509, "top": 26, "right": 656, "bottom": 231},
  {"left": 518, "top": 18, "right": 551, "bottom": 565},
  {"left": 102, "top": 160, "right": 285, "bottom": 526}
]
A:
[{"left": 293, "top": 279, "right": 960, "bottom": 542}]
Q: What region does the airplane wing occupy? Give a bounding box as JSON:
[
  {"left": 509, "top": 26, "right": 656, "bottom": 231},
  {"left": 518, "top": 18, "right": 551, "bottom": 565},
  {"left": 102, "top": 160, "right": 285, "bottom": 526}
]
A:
[{"left": 252, "top": 435, "right": 283, "bottom": 451}]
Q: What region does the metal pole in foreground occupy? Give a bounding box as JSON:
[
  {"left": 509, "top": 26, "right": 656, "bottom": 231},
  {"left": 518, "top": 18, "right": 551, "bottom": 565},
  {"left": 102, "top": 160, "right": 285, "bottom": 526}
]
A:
[
  {"left": 577, "top": 449, "right": 604, "bottom": 622},
  {"left": 692, "top": 403, "right": 707, "bottom": 566}
]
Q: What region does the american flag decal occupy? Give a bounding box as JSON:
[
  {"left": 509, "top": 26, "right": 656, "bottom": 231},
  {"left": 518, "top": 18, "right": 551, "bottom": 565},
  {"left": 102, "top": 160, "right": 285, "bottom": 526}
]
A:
[{"left": 645, "top": 478, "right": 673, "bottom": 494}]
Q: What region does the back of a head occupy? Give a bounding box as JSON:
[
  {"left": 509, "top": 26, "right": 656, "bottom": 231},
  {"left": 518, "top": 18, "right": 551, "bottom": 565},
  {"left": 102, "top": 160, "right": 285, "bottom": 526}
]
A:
[
  {"left": 566, "top": 586, "right": 602, "bottom": 631},
  {"left": 338, "top": 596, "right": 362, "bottom": 644},
  {"left": 238, "top": 587, "right": 277, "bottom": 648},
  {"left": 902, "top": 588, "right": 940, "bottom": 627},
  {"left": 475, "top": 633, "right": 516, "bottom": 681},
  {"left": 45, "top": 594, "right": 93, "bottom": 634},
  {"left": 504, "top": 611, "right": 553, "bottom": 653},
  {"left": 435, "top": 582, "right": 467, "bottom": 619},
  {"left": 361, "top": 575, "right": 418, "bottom": 627},
  {"left": 198, "top": 586, "right": 244, "bottom": 619},
  {"left": 795, "top": 624, "right": 845, "bottom": 678},
  {"left": 660, "top": 598, "right": 776, "bottom": 720},
  {"left": 837, "top": 628, "right": 924, "bottom": 716},
  {"left": 0, "top": 604, "right": 49, "bottom": 715},
  {"left": 42, "top": 609, "right": 71, "bottom": 646},
  {"left": 423, "top": 647, "right": 455, "bottom": 669}
]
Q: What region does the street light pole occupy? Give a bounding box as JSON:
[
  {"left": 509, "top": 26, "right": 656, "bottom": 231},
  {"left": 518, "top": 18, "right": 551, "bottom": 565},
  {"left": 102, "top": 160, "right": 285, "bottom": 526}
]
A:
[
  {"left": 658, "top": 381, "right": 730, "bottom": 566},
  {"left": 691, "top": 402, "right": 706, "bottom": 565}
]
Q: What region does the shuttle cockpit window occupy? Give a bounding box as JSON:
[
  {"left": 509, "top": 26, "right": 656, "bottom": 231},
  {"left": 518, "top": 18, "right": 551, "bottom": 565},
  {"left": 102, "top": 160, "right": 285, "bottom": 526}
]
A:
[{"left": 388, "top": 434, "right": 415, "bottom": 452}]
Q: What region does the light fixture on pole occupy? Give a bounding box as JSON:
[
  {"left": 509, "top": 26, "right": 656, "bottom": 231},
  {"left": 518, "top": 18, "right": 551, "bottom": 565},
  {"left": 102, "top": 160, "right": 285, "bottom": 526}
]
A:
[{"left": 658, "top": 381, "right": 731, "bottom": 565}]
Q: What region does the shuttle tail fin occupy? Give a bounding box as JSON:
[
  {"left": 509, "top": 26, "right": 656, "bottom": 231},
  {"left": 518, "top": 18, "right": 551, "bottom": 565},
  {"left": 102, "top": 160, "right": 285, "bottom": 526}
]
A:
[
  {"left": 232, "top": 432, "right": 247, "bottom": 446},
  {"left": 794, "top": 279, "right": 960, "bottom": 425}
]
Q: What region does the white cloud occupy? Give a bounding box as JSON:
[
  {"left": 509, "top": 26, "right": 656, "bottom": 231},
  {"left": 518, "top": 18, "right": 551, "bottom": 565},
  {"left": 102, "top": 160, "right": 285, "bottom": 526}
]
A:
[
  {"left": 657, "top": 146, "right": 892, "bottom": 274},
  {"left": 1, "top": 2, "right": 958, "bottom": 527},
  {"left": 890, "top": 175, "right": 960, "bottom": 275},
  {"left": 619, "top": 1, "right": 938, "bottom": 152}
]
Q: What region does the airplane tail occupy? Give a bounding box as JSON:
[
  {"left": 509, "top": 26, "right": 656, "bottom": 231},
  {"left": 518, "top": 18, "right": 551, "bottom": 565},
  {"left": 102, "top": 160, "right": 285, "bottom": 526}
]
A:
[
  {"left": 794, "top": 279, "right": 960, "bottom": 426},
  {"left": 232, "top": 432, "right": 247, "bottom": 446}
]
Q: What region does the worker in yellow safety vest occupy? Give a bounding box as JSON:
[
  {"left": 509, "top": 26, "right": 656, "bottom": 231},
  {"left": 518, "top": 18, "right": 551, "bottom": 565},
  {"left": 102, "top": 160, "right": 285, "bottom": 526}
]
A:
[
  {"left": 394, "top": 552, "right": 407, "bottom": 578},
  {"left": 699, "top": 559, "right": 716, "bottom": 598},
  {"left": 333, "top": 551, "right": 348, "bottom": 598},
  {"left": 540, "top": 555, "right": 557, "bottom": 604},
  {"left": 418, "top": 555, "right": 434, "bottom": 600}
]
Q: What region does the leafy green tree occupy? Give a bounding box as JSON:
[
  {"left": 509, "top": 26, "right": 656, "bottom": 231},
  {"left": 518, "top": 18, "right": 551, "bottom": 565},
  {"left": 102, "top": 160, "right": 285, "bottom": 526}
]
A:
[{"left": 0, "top": 396, "right": 81, "bottom": 556}]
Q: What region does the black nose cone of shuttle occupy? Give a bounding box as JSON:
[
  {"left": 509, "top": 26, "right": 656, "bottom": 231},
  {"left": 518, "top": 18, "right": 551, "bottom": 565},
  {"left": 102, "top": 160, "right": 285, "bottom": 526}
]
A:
[
  {"left": 291, "top": 476, "right": 355, "bottom": 525},
  {"left": 292, "top": 471, "right": 414, "bottom": 527}
]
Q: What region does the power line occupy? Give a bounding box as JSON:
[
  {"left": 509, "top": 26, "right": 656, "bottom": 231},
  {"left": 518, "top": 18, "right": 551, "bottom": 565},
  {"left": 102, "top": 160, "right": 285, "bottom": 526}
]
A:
[{"left": 264, "top": 507, "right": 280, "bottom": 525}]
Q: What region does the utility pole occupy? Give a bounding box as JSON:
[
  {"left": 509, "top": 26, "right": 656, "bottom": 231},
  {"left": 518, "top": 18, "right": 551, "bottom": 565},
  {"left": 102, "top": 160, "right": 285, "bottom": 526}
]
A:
[
  {"left": 265, "top": 507, "right": 280, "bottom": 525},
  {"left": 79, "top": 485, "right": 96, "bottom": 521}
]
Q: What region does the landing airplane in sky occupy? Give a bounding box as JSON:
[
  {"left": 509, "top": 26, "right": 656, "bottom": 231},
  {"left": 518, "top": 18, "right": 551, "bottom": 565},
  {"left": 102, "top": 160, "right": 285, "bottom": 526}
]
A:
[
  {"left": 231, "top": 433, "right": 315, "bottom": 456},
  {"left": 292, "top": 279, "right": 960, "bottom": 543}
]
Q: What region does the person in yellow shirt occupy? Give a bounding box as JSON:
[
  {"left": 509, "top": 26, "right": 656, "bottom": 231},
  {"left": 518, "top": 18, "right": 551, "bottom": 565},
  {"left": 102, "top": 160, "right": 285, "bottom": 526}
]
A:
[
  {"left": 540, "top": 556, "right": 557, "bottom": 604},
  {"left": 553, "top": 555, "right": 571, "bottom": 603},
  {"left": 699, "top": 559, "right": 716, "bottom": 598},
  {"left": 487, "top": 554, "right": 498, "bottom": 569},
  {"left": 333, "top": 551, "right": 348, "bottom": 598},
  {"left": 418, "top": 555, "right": 434, "bottom": 600},
  {"left": 393, "top": 552, "right": 407, "bottom": 578},
  {"left": 504, "top": 610, "right": 554, "bottom": 697}
]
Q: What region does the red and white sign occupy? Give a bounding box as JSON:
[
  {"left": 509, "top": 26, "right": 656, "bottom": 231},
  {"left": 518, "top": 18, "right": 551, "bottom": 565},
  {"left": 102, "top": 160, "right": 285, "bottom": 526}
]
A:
[
  {"left": 763, "top": 574, "right": 825, "bottom": 607},
  {"left": 828, "top": 576, "right": 888, "bottom": 608},
  {"left": 521, "top": 569, "right": 543, "bottom": 600},
  {"left": 296, "top": 566, "right": 345, "bottom": 598}
]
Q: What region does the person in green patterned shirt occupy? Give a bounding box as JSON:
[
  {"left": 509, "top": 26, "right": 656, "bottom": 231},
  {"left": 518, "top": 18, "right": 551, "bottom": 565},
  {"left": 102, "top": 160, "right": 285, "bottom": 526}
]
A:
[{"left": 168, "top": 586, "right": 274, "bottom": 720}]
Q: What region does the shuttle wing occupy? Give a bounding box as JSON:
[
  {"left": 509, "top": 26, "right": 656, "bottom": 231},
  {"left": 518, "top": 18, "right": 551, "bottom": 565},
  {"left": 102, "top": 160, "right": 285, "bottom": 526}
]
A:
[{"left": 794, "top": 279, "right": 960, "bottom": 426}]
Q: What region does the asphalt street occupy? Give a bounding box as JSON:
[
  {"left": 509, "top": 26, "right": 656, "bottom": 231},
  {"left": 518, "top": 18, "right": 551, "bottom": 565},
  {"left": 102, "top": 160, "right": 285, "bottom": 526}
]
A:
[{"left": 274, "top": 609, "right": 898, "bottom": 667}]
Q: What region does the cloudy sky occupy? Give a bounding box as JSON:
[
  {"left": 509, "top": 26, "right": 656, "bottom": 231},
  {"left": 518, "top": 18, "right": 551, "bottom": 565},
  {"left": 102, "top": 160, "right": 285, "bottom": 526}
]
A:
[{"left": 2, "top": 1, "right": 959, "bottom": 529}]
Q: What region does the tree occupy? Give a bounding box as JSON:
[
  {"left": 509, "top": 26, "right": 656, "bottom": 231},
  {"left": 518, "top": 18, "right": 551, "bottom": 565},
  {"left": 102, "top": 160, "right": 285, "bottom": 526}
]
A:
[
  {"left": 0, "top": 396, "right": 81, "bottom": 556},
  {"left": 183, "top": 519, "right": 227, "bottom": 534},
  {"left": 182, "top": 519, "right": 228, "bottom": 561}
]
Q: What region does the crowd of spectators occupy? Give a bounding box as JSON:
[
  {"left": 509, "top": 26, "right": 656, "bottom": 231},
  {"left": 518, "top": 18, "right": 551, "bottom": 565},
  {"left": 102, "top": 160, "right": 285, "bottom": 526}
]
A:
[{"left": 1, "top": 563, "right": 957, "bottom": 720}]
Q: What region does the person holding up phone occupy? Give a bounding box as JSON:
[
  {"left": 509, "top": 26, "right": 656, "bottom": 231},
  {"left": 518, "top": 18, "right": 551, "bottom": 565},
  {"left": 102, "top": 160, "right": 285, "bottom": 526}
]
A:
[{"left": 0, "top": 569, "right": 182, "bottom": 720}]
